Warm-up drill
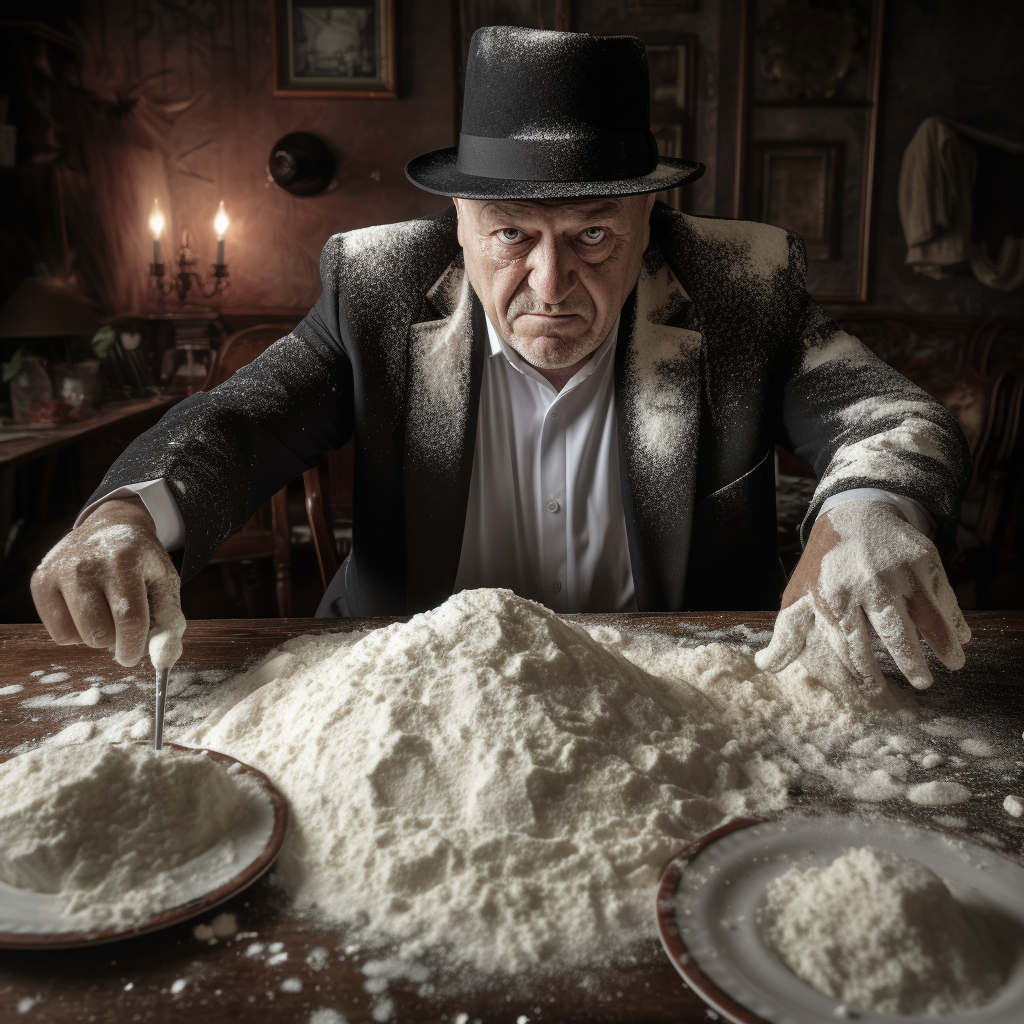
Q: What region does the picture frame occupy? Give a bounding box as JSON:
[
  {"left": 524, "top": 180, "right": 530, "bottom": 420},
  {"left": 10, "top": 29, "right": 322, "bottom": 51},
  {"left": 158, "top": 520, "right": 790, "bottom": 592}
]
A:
[
  {"left": 733, "top": 0, "right": 884, "bottom": 302},
  {"left": 640, "top": 33, "right": 697, "bottom": 212},
  {"left": 748, "top": 141, "right": 842, "bottom": 261},
  {"left": 271, "top": 0, "right": 397, "bottom": 99}
]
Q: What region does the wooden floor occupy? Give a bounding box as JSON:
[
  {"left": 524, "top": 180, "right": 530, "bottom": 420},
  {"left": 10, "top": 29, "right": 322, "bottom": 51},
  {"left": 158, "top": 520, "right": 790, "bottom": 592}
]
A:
[{"left": 1, "top": 613, "right": 1023, "bottom": 1023}]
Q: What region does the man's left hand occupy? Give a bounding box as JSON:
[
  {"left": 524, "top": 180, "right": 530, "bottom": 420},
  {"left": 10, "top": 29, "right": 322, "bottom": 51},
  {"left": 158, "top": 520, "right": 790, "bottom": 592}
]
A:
[{"left": 755, "top": 500, "right": 970, "bottom": 691}]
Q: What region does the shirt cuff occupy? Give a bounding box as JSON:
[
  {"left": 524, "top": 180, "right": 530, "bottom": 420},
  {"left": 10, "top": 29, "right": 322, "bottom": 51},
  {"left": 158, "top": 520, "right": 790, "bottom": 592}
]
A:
[
  {"left": 817, "top": 488, "right": 936, "bottom": 538},
  {"left": 75, "top": 479, "right": 186, "bottom": 551}
]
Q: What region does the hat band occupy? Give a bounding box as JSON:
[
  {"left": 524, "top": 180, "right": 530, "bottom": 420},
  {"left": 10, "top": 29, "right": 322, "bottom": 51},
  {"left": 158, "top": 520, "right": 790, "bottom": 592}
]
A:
[{"left": 456, "top": 131, "right": 658, "bottom": 182}]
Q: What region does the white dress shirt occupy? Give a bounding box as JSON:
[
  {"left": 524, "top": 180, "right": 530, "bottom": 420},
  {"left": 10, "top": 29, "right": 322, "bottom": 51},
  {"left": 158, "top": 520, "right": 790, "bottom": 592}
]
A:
[
  {"left": 453, "top": 316, "right": 635, "bottom": 612},
  {"left": 79, "top": 317, "right": 934, "bottom": 610}
]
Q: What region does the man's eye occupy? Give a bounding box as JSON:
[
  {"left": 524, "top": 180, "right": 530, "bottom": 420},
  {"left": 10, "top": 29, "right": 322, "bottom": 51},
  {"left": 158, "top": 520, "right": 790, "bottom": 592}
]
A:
[
  {"left": 499, "top": 228, "right": 522, "bottom": 242},
  {"left": 580, "top": 227, "right": 606, "bottom": 244}
]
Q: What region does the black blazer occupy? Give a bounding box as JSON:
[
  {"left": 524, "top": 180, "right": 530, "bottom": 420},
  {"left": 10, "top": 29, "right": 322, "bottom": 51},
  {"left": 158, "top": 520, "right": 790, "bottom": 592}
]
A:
[{"left": 90, "top": 204, "right": 970, "bottom": 616}]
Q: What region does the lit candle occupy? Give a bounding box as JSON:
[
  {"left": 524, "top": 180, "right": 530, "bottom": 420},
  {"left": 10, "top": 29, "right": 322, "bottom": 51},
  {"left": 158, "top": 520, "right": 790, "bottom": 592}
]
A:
[
  {"left": 148, "top": 200, "right": 165, "bottom": 266},
  {"left": 214, "top": 201, "right": 229, "bottom": 265}
]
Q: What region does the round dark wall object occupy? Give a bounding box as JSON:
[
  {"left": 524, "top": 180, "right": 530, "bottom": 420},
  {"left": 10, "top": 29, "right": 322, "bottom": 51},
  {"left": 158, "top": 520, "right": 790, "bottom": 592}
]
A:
[{"left": 268, "top": 132, "right": 336, "bottom": 197}]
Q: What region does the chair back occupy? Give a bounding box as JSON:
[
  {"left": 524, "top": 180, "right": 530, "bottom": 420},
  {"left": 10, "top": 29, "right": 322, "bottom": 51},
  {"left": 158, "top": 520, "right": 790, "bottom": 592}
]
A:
[{"left": 201, "top": 324, "right": 293, "bottom": 391}]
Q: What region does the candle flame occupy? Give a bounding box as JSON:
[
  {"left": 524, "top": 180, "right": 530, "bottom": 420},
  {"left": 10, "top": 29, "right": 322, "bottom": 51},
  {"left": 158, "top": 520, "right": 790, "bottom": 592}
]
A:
[
  {"left": 214, "top": 201, "right": 229, "bottom": 240},
  {"left": 148, "top": 200, "right": 165, "bottom": 239}
]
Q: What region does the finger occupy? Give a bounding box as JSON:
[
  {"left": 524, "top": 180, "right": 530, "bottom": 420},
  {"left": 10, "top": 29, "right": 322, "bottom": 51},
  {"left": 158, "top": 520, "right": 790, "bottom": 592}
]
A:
[
  {"left": 838, "top": 606, "right": 888, "bottom": 693},
  {"left": 30, "top": 571, "right": 83, "bottom": 645},
  {"left": 106, "top": 575, "right": 150, "bottom": 668},
  {"left": 755, "top": 595, "right": 815, "bottom": 672},
  {"left": 907, "top": 586, "right": 966, "bottom": 671},
  {"left": 61, "top": 568, "right": 118, "bottom": 650},
  {"left": 144, "top": 560, "right": 185, "bottom": 671},
  {"left": 866, "top": 601, "right": 933, "bottom": 690}
]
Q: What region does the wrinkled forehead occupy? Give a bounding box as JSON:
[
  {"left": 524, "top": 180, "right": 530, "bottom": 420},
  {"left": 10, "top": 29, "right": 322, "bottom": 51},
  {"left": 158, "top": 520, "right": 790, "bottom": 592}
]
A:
[{"left": 467, "top": 197, "right": 635, "bottom": 228}]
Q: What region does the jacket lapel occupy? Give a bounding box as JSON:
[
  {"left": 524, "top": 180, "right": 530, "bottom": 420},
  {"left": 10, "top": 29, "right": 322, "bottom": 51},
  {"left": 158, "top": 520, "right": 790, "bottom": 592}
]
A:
[
  {"left": 615, "top": 250, "right": 703, "bottom": 610},
  {"left": 403, "top": 259, "right": 485, "bottom": 612}
]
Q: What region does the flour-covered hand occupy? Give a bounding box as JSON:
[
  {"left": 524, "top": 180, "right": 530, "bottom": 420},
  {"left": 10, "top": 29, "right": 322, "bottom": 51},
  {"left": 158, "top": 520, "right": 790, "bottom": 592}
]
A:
[
  {"left": 755, "top": 500, "right": 970, "bottom": 690},
  {"left": 30, "top": 497, "right": 185, "bottom": 668}
]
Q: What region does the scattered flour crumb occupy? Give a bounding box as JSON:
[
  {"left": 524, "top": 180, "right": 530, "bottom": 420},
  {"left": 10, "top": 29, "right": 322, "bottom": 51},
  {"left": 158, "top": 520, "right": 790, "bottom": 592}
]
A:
[
  {"left": 907, "top": 781, "right": 972, "bottom": 806},
  {"left": 39, "top": 672, "right": 69, "bottom": 684},
  {"left": 0, "top": 684, "right": 23, "bottom": 696},
  {"left": 21, "top": 687, "right": 101, "bottom": 709},
  {"left": 29, "top": 670, "right": 45, "bottom": 677},
  {"left": 100, "top": 683, "right": 130, "bottom": 695},
  {"left": 1003, "top": 795, "right": 1024, "bottom": 818},
  {"left": 212, "top": 912, "right": 238, "bottom": 937},
  {"left": 280, "top": 978, "right": 303, "bottom": 993},
  {"left": 309, "top": 1011, "right": 349, "bottom": 1024},
  {"left": 193, "top": 923, "right": 215, "bottom": 941},
  {"left": 170, "top": 979, "right": 187, "bottom": 995},
  {"left": 759, "top": 846, "right": 1008, "bottom": 1016},
  {"left": 129, "top": 718, "right": 152, "bottom": 740},
  {"left": 306, "top": 947, "right": 330, "bottom": 970},
  {"left": 920, "top": 752, "right": 944, "bottom": 769},
  {"left": 960, "top": 738, "right": 995, "bottom": 757},
  {"left": 16, "top": 995, "right": 41, "bottom": 1014}
]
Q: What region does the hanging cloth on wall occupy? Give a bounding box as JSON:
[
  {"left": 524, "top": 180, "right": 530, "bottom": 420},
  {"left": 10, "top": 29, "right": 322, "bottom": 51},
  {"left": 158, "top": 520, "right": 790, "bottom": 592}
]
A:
[{"left": 898, "top": 116, "right": 1024, "bottom": 290}]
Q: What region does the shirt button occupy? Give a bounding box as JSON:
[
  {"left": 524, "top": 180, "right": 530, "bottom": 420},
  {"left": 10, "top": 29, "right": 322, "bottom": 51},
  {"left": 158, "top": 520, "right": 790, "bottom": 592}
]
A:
[
  {"left": 546, "top": 498, "right": 560, "bottom": 513},
  {"left": 548, "top": 578, "right": 561, "bottom": 593},
  {"left": 549, "top": 410, "right": 558, "bottom": 419}
]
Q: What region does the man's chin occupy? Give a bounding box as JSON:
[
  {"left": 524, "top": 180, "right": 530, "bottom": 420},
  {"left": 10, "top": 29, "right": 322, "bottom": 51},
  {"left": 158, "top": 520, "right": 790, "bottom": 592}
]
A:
[{"left": 510, "top": 333, "right": 595, "bottom": 370}]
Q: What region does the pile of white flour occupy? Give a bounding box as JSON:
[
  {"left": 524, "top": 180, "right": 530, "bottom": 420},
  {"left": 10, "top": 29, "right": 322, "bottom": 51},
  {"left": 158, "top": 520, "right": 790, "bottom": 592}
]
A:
[
  {"left": 174, "top": 588, "right": 906, "bottom": 973},
  {"left": 0, "top": 742, "right": 252, "bottom": 927},
  {"left": 759, "top": 846, "right": 1008, "bottom": 1016}
]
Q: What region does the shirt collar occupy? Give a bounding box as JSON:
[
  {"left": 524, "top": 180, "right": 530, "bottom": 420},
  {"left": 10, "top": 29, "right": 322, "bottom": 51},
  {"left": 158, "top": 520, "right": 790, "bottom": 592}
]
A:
[{"left": 484, "top": 313, "right": 621, "bottom": 392}]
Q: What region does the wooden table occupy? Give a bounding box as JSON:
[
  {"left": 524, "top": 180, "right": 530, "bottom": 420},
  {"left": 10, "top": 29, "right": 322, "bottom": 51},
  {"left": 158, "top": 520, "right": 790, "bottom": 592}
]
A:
[{"left": 1, "top": 612, "right": 1022, "bottom": 1024}]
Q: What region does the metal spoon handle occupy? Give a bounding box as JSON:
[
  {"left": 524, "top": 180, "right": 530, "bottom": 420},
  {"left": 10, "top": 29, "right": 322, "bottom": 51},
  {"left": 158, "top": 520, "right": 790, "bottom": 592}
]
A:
[{"left": 154, "top": 668, "right": 169, "bottom": 750}]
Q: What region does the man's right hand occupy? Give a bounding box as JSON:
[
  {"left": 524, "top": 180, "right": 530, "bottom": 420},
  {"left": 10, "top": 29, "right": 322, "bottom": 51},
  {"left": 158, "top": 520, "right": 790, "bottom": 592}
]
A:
[{"left": 30, "top": 497, "right": 185, "bottom": 667}]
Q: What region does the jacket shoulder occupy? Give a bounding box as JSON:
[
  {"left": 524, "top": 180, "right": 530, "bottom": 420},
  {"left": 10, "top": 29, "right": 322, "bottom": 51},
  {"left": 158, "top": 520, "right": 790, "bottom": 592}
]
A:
[
  {"left": 650, "top": 203, "right": 802, "bottom": 283},
  {"left": 321, "top": 206, "right": 460, "bottom": 287}
]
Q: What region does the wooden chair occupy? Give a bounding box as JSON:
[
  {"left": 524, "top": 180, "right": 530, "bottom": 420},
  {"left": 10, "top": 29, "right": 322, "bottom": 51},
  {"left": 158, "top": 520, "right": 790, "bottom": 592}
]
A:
[
  {"left": 303, "top": 441, "right": 354, "bottom": 590},
  {"left": 202, "top": 324, "right": 296, "bottom": 616}
]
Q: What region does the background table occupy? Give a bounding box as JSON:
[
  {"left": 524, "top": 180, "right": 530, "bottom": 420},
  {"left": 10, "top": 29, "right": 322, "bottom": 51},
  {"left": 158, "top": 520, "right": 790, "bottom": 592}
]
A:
[{"left": 1, "top": 612, "right": 1022, "bottom": 1023}]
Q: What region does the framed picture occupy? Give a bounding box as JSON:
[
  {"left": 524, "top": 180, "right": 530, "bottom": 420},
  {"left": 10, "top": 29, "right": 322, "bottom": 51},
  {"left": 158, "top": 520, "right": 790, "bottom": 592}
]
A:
[
  {"left": 641, "top": 34, "right": 696, "bottom": 212},
  {"left": 748, "top": 142, "right": 842, "bottom": 261},
  {"left": 733, "top": 0, "right": 884, "bottom": 302},
  {"left": 271, "top": 0, "right": 397, "bottom": 98}
]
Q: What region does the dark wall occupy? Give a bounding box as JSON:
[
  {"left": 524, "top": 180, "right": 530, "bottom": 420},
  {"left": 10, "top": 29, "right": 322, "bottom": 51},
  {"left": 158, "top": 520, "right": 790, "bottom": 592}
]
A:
[{"left": 7, "top": 0, "right": 455, "bottom": 314}]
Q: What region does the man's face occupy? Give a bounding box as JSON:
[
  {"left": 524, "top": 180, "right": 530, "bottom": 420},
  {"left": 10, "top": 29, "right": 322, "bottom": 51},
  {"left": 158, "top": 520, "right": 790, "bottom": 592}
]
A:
[{"left": 454, "top": 194, "right": 655, "bottom": 370}]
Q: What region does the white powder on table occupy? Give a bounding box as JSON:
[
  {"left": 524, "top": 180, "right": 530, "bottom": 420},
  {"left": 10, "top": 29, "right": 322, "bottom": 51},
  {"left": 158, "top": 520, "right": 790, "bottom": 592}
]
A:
[
  {"left": 907, "top": 780, "right": 972, "bottom": 806},
  {"left": 0, "top": 741, "right": 254, "bottom": 928},
  {"left": 180, "top": 588, "right": 904, "bottom": 974},
  {"left": 759, "top": 846, "right": 1008, "bottom": 1016}
]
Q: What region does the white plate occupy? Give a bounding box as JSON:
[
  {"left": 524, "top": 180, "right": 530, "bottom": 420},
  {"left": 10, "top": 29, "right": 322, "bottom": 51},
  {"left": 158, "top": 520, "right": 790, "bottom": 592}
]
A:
[
  {"left": 0, "top": 745, "right": 288, "bottom": 948},
  {"left": 657, "top": 813, "right": 1024, "bottom": 1024}
]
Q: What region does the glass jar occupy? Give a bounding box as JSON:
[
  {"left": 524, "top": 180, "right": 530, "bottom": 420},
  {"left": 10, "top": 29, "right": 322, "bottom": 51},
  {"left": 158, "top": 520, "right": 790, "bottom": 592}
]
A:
[
  {"left": 52, "top": 361, "right": 103, "bottom": 419},
  {"left": 10, "top": 355, "right": 54, "bottom": 424}
]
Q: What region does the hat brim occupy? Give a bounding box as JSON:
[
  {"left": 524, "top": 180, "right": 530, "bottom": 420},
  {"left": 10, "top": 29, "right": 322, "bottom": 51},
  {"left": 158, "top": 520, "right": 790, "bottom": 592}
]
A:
[{"left": 405, "top": 148, "right": 704, "bottom": 200}]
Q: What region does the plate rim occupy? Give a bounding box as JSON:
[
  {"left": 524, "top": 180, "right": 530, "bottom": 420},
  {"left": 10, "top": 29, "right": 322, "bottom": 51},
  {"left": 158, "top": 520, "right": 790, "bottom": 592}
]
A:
[
  {"left": 0, "top": 743, "right": 289, "bottom": 949},
  {"left": 657, "top": 815, "right": 771, "bottom": 1024}
]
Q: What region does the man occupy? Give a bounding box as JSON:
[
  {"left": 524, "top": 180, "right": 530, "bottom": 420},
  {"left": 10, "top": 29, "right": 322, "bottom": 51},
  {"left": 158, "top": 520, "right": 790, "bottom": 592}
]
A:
[{"left": 31, "top": 27, "right": 971, "bottom": 693}]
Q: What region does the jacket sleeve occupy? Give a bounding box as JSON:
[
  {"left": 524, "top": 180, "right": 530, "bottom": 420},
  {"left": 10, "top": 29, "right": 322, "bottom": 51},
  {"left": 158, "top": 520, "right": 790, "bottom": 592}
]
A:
[
  {"left": 777, "top": 233, "right": 971, "bottom": 554},
  {"left": 86, "top": 235, "right": 355, "bottom": 581}
]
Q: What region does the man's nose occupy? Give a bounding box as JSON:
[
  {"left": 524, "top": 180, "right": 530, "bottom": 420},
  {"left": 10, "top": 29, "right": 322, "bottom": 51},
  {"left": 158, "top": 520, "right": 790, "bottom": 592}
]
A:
[{"left": 527, "top": 236, "right": 577, "bottom": 305}]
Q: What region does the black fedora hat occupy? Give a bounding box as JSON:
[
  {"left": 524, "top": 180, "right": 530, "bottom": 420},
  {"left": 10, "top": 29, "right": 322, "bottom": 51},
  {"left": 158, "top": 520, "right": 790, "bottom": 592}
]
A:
[{"left": 406, "top": 26, "right": 704, "bottom": 200}]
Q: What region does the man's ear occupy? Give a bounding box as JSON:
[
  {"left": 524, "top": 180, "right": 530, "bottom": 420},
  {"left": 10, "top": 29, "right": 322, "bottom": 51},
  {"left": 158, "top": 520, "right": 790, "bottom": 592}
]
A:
[
  {"left": 642, "top": 193, "right": 656, "bottom": 250},
  {"left": 453, "top": 197, "right": 465, "bottom": 248}
]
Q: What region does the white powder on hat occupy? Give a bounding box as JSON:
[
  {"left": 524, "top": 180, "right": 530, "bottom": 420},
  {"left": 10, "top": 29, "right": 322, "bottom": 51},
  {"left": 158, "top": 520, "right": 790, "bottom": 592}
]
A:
[
  {"left": 179, "top": 588, "right": 902, "bottom": 974},
  {"left": 759, "top": 846, "right": 1009, "bottom": 1016},
  {"left": 0, "top": 742, "right": 253, "bottom": 928}
]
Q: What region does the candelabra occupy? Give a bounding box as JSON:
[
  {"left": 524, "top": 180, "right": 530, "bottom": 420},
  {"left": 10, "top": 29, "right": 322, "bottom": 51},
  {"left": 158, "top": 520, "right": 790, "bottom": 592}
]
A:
[{"left": 148, "top": 200, "right": 230, "bottom": 302}]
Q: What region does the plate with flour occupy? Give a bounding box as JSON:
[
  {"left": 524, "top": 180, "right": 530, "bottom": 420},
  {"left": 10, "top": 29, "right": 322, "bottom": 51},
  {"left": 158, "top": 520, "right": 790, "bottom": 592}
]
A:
[
  {"left": 657, "top": 813, "right": 1024, "bottom": 1024},
  {"left": 0, "top": 741, "right": 288, "bottom": 948}
]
